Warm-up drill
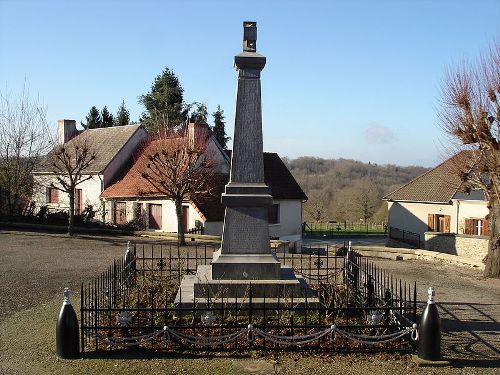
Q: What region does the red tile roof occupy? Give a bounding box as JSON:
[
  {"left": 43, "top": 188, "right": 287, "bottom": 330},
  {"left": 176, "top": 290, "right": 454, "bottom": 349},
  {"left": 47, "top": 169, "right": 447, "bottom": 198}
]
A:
[{"left": 102, "top": 146, "right": 307, "bottom": 221}]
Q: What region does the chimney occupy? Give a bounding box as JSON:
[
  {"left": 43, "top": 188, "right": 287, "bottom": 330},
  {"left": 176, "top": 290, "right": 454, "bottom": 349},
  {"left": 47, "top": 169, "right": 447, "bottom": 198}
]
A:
[
  {"left": 187, "top": 121, "right": 210, "bottom": 146},
  {"left": 57, "top": 119, "right": 78, "bottom": 145}
]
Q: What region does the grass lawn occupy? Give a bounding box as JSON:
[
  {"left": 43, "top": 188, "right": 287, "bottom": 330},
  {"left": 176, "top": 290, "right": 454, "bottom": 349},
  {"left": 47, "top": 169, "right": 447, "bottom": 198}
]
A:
[{"left": 0, "top": 230, "right": 498, "bottom": 374}]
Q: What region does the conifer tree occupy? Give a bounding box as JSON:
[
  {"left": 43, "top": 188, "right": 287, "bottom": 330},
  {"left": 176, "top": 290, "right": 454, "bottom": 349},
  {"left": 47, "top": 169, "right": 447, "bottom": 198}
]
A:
[
  {"left": 101, "top": 106, "right": 114, "bottom": 128},
  {"left": 190, "top": 103, "right": 209, "bottom": 124},
  {"left": 82, "top": 106, "right": 102, "bottom": 129},
  {"left": 115, "top": 99, "right": 130, "bottom": 126},
  {"left": 139, "top": 68, "right": 186, "bottom": 132},
  {"left": 212, "top": 105, "right": 229, "bottom": 149}
]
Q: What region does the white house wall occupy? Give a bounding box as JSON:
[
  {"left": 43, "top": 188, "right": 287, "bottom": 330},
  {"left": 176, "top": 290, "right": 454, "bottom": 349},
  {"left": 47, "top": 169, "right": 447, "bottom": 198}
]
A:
[
  {"left": 33, "top": 174, "right": 104, "bottom": 216},
  {"left": 388, "top": 199, "right": 489, "bottom": 238},
  {"left": 105, "top": 198, "right": 205, "bottom": 232},
  {"left": 387, "top": 201, "right": 454, "bottom": 236},
  {"left": 269, "top": 199, "right": 303, "bottom": 242},
  {"left": 454, "top": 200, "right": 489, "bottom": 234}
]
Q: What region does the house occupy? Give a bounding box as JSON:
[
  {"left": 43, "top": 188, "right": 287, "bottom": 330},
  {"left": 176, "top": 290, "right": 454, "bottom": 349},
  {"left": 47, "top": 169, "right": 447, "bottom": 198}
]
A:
[
  {"left": 384, "top": 150, "right": 489, "bottom": 261},
  {"left": 32, "top": 119, "right": 147, "bottom": 220},
  {"left": 100, "top": 123, "right": 307, "bottom": 244}
]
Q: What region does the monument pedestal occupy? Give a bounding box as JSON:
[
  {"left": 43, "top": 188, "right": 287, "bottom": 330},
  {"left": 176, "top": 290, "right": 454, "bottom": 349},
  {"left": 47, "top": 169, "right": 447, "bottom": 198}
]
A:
[{"left": 175, "top": 264, "right": 319, "bottom": 308}]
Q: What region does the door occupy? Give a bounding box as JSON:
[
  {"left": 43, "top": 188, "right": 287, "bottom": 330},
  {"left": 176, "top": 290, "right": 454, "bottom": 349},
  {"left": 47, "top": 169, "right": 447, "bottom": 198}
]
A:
[
  {"left": 114, "top": 202, "right": 127, "bottom": 225},
  {"left": 75, "top": 189, "right": 83, "bottom": 215},
  {"left": 148, "top": 204, "right": 162, "bottom": 230},
  {"left": 182, "top": 206, "right": 189, "bottom": 231}
]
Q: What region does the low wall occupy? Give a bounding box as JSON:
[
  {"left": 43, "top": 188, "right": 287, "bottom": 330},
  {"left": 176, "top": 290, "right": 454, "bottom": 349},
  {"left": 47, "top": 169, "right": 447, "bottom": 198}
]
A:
[{"left": 424, "top": 232, "right": 489, "bottom": 262}]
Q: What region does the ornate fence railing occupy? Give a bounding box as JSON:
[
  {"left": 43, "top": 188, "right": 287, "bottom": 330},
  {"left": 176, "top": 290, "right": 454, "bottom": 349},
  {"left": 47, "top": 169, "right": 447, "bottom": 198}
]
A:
[
  {"left": 80, "top": 241, "right": 417, "bottom": 353},
  {"left": 303, "top": 222, "right": 386, "bottom": 236}
]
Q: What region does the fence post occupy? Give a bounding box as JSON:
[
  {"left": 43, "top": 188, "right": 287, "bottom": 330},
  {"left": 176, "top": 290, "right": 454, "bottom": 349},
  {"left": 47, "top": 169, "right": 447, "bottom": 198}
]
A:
[
  {"left": 366, "top": 275, "right": 374, "bottom": 307},
  {"left": 56, "top": 288, "right": 80, "bottom": 359},
  {"left": 124, "top": 241, "right": 136, "bottom": 287},
  {"left": 418, "top": 287, "right": 444, "bottom": 362}
]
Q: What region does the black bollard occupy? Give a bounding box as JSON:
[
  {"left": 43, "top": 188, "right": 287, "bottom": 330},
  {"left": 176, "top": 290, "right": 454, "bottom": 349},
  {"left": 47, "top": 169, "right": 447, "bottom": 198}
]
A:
[
  {"left": 418, "top": 287, "right": 441, "bottom": 361},
  {"left": 56, "top": 288, "right": 80, "bottom": 359}
]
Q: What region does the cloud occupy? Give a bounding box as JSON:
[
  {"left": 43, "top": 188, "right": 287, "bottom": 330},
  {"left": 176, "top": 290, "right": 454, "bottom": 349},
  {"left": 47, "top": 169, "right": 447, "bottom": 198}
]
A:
[{"left": 364, "top": 123, "right": 396, "bottom": 145}]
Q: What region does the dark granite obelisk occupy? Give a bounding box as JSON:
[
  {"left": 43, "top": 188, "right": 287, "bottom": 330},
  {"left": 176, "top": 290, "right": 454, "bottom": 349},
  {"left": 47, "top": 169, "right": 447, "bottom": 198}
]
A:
[
  {"left": 175, "top": 22, "right": 317, "bottom": 306},
  {"left": 211, "top": 21, "right": 281, "bottom": 280}
]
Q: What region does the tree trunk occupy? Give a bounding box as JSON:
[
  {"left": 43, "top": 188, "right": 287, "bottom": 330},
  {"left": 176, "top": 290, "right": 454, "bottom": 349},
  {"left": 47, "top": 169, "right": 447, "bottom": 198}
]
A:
[
  {"left": 68, "top": 188, "right": 75, "bottom": 236},
  {"left": 175, "top": 199, "right": 186, "bottom": 246},
  {"left": 484, "top": 198, "right": 500, "bottom": 278}
]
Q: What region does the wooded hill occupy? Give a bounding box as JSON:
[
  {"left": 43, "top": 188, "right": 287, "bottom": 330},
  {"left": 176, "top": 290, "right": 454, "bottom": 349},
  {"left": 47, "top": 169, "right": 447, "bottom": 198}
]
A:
[{"left": 283, "top": 157, "right": 428, "bottom": 223}]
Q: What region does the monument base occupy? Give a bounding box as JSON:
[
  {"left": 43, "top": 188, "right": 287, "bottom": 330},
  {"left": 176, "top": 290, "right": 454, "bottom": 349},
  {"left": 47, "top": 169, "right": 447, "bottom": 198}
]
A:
[
  {"left": 174, "top": 265, "right": 319, "bottom": 308},
  {"left": 211, "top": 249, "right": 282, "bottom": 280}
]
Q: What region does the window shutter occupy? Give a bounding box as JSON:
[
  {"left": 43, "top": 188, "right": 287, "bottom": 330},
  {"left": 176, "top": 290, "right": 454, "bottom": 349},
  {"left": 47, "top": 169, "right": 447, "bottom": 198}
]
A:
[
  {"left": 428, "top": 214, "right": 435, "bottom": 231},
  {"left": 482, "top": 219, "right": 489, "bottom": 236},
  {"left": 444, "top": 215, "right": 451, "bottom": 233},
  {"left": 464, "top": 219, "right": 474, "bottom": 235}
]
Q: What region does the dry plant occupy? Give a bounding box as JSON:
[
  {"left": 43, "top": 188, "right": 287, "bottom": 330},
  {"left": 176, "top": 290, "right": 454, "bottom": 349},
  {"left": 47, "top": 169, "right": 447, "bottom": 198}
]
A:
[
  {"left": 139, "top": 130, "right": 217, "bottom": 245},
  {"left": 438, "top": 41, "right": 500, "bottom": 277},
  {"left": 48, "top": 135, "right": 96, "bottom": 235},
  {"left": 0, "top": 85, "right": 53, "bottom": 215}
]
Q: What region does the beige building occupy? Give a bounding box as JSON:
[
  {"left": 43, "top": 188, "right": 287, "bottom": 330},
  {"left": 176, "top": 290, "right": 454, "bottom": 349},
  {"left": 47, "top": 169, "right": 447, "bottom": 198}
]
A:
[
  {"left": 32, "top": 120, "right": 147, "bottom": 221},
  {"left": 384, "top": 151, "right": 489, "bottom": 261}
]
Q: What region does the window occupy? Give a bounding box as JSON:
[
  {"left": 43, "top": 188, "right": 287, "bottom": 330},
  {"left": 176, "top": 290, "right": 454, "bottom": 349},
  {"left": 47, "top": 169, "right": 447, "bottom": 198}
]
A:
[
  {"left": 46, "top": 187, "right": 59, "bottom": 204},
  {"left": 114, "top": 202, "right": 127, "bottom": 225},
  {"left": 148, "top": 204, "right": 162, "bottom": 230},
  {"left": 428, "top": 214, "right": 450, "bottom": 233},
  {"left": 268, "top": 204, "right": 280, "bottom": 224},
  {"left": 464, "top": 218, "right": 489, "bottom": 236}
]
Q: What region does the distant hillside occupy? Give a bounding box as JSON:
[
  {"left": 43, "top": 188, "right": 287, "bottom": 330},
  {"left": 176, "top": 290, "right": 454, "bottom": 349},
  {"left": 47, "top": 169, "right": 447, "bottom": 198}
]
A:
[{"left": 283, "top": 157, "right": 428, "bottom": 222}]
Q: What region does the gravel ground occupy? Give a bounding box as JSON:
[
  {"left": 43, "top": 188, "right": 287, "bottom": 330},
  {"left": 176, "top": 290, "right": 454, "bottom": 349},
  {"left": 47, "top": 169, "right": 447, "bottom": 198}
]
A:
[{"left": 0, "top": 230, "right": 499, "bottom": 374}]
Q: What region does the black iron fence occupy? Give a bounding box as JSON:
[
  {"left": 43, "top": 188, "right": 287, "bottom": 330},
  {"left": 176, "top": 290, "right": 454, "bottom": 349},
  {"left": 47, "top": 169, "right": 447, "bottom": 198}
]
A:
[
  {"left": 387, "top": 226, "right": 421, "bottom": 248},
  {"left": 303, "top": 222, "right": 386, "bottom": 236},
  {"left": 80, "top": 242, "right": 417, "bottom": 353}
]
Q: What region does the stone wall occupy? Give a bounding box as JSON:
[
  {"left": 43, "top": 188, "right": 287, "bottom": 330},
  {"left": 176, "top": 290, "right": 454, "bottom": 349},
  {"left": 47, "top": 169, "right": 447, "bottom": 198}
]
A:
[{"left": 424, "top": 232, "right": 489, "bottom": 262}]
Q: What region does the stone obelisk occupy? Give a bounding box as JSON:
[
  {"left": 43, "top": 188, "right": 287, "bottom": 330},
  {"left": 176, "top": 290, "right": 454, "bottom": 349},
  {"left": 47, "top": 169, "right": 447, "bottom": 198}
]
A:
[
  {"left": 211, "top": 21, "right": 281, "bottom": 280},
  {"left": 176, "top": 22, "right": 314, "bottom": 306}
]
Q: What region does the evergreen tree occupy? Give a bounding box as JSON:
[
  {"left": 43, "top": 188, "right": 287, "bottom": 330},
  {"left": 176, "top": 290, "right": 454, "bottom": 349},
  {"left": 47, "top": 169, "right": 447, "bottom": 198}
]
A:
[
  {"left": 211, "top": 105, "right": 229, "bottom": 149},
  {"left": 139, "top": 67, "right": 186, "bottom": 132},
  {"left": 190, "top": 103, "right": 209, "bottom": 124},
  {"left": 82, "top": 106, "right": 102, "bottom": 129},
  {"left": 101, "top": 106, "right": 114, "bottom": 128},
  {"left": 115, "top": 99, "right": 130, "bottom": 126}
]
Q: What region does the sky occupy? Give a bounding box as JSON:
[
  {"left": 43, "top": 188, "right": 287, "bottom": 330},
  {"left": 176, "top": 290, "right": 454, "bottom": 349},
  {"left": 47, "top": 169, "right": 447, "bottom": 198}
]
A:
[{"left": 1, "top": 0, "right": 499, "bottom": 167}]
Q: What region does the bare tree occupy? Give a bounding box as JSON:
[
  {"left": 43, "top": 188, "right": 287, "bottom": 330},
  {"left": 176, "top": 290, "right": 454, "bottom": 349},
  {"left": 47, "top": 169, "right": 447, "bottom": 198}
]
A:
[
  {"left": 140, "top": 132, "right": 216, "bottom": 245},
  {"left": 305, "top": 191, "right": 328, "bottom": 222},
  {"left": 49, "top": 136, "right": 96, "bottom": 235},
  {"left": 352, "top": 181, "right": 378, "bottom": 223},
  {"left": 439, "top": 42, "right": 500, "bottom": 277},
  {"left": 0, "top": 85, "right": 53, "bottom": 216}
]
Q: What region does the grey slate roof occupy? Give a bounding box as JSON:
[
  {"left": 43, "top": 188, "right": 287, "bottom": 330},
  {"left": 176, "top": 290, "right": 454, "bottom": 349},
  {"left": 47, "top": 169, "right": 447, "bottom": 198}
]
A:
[
  {"left": 36, "top": 124, "right": 143, "bottom": 174},
  {"left": 384, "top": 150, "right": 482, "bottom": 203}
]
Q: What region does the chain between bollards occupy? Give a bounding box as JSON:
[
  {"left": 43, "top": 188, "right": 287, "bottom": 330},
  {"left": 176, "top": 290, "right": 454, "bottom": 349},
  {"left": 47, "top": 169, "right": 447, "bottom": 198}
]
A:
[{"left": 56, "top": 288, "right": 80, "bottom": 359}]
